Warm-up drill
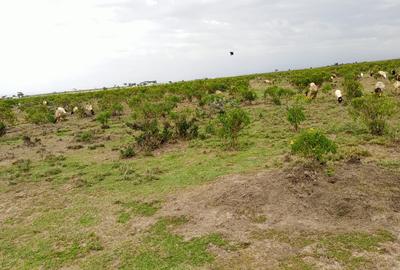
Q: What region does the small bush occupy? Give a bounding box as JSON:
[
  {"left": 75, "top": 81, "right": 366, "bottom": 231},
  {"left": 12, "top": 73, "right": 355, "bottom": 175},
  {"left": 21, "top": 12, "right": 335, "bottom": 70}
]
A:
[
  {"left": 136, "top": 120, "right": 172, "bottom": 152},
  {"left": 120, "top": 146, "right": 136, "bottom": 159},
  {"left": 321, "top": 84, "right": 333, "bottom": 93},
  {"left": 218, "top": 108, "right": 250, "bottom": 149},
  {"left": 287, "top": 105, "right": 306, "bottom": 131},
  {"left": 96, "top": 111, "right": 112, "bottom": 129},
  {"left": 264, "top": 86, "right": 295, "bottom": 105},
  {"left": 0, "top": 122, "right": 6, "bottom": 137},
  {"left": 291, "top": 129, "right": 337, "bottom": 161},
  {"left": 25, "top": 106, "right": 55, "bottom": 124},
  {"left": 350, "top": 95, "right": 396, "bottom": 135},
  {"left": 239, "top": 88, "right": 257, "bottom": 102},
  {"left": 343, "top": 79, "right": 363, "bottom": 100},
  {"left": 173, "top": 112, "right": 199, "bottom": 140}
]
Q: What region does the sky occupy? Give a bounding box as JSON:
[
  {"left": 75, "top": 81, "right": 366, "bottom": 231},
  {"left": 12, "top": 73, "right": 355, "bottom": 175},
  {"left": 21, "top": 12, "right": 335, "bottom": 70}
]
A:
[{"left": 0, "top": 0, "right": 399, "bottom": 96}]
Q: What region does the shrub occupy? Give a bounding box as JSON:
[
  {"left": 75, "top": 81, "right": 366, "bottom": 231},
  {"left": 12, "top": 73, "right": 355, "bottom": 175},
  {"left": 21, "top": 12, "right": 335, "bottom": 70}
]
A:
[
  {"left": 96, "top": 111, "right": 111, "bottom": 129},
  {"left": 218, "top": 108, "right": 250, "bottom": 149},
  {"left": 287, "top": 105, "right": 306, "bottom": 131},
  {"left": 321, "top": 84, "right": 333, "bottom": 93},
  {"left": 291, "top": 129, "right": 337, "bottom": 161},
  {"left": 343, "top": 79, "right": 363, "bottom": 100},
  {"left": 239, "top": 88, "right": 257, "bottom": 102},
  {"left": 25, "top": 106, "right": 55, "bottom": 124},
  {"left": 264, "top": 86, "right": 295, "bottom": 105},
  {"left": 136, "top": 120, "right": 172, "bottom": 152},
  {"left": 120, "top": 146, "right": 136, "bottom": 159},
  {"left": 174, "top": 113, "right": 199, "bottom": 140},
  {"left": 350, "top": 95, "right": 396, "bottom": 135},
  {"left": 0, "top": 101, "right": 16, "bottom": 125}
]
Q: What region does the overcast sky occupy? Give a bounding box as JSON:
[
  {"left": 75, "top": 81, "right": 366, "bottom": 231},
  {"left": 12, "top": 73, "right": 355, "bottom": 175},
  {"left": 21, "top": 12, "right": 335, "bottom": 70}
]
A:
[{"left": 0, "top": 0, "right": 399, "bottom": 96}]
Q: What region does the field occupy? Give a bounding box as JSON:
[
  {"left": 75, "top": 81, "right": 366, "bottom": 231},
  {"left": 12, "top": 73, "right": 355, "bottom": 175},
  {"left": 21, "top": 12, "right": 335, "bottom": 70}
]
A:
[{"left": 1, "top": 59, "right": 400, "bottom": 269}]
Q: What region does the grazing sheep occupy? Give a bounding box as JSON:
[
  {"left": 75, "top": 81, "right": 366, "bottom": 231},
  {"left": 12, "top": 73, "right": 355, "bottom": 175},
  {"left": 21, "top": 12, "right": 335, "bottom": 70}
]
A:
[
  {"left": 215, "top": 90, "right": 223, "bottom": 95},
  {"left": 391, "top": 70, "right": 396, "bottom": 76},
  {"left": 377, "top": 71, "right": 387, "bottom": 80},
  {"left": 264, "top": 79, "right": 272, "bottom": 84},
  {"left": 84, "top": 104, "right": 95, "bottom": 116},
  {"left": 395, "top": 74, "right": 400, "bottom": 81},
  {"left": 307, "top": 83, "right": 319, "bottom": 99},
  {"left": 42, "top": 100, "right": 48, "bottom": 106},
  {"left": 374, "top": 81, "right": 385, "bottom": 96},
  {"left": 71, "top": 106, "right": 79, "bottom": 115},
  {"left": 55, "top": 107, "right": 67, "bottom": 122},
  {"left": 335, "top": 90, "right": 343, "bottom": 103}
]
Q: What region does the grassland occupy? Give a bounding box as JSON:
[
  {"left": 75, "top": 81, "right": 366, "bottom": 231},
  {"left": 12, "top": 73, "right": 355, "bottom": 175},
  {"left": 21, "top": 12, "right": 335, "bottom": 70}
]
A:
[{"left": 1, "top": 59, "right": 400, "bottom": 269}]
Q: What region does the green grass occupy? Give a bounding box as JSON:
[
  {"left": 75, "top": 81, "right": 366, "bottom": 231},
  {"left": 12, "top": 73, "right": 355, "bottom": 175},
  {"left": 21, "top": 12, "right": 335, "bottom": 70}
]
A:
[{"left": 253, "top": 229, "right": 395, "bottom": 270}]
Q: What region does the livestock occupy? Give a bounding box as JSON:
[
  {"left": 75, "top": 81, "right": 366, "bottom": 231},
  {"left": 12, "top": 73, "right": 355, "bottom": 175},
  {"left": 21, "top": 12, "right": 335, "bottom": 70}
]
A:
[
  {"left": 377, "top": 71, "right": 387, "bottom": 80},
  {"left": 374, "top": 82, "right": 385, "bottom": 96},
  {"left": 307, "top": 83, "right": 319, "bottom": 99},
  {"left": 335, "top": 90, "right": 343, "bottom": 103},
  {"left": 55, "top": 107, "right": 67, "bottom": 122}
]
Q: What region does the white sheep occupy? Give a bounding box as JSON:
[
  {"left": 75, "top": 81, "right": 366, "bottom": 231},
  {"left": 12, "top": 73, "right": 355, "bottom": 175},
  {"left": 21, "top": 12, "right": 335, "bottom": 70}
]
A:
[
  {"left": 307, "top": 83, "right": 319, "bottom": 99},
  {"left": 264, "top": 79, "right": 272, "bottom": 84},
  {"left": 55, "top": 107, "right": 67, "bottom": 122},
  {"left": 71, "top": 106, "right": 79, "bottom": 115},
  {"left": 215, "top": 90, "right": 223, "bottom": 95},
  {"left": 42, "top": 100, "right": 48, "bottom": 106},
  {"left": 84, "top": 104, "right": 95, "bottom": 116},
  {"left": 377, "top": 71, "right": 387, "bottom": 80},
  {"left": 374, "top": 81, "right": 385, "bottom": 96},
  {"left": 335, "top": 90, "right": 343, "bottom": 103}
]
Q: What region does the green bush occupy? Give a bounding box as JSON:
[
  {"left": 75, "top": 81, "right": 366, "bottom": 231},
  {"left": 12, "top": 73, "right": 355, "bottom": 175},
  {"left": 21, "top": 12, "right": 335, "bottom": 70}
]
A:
[
  {"left": 350, "top": 95, "right": 396, "bottom": 135},
  {"left": 120, "top": 146, "right": 136, "bottom": 159},
  {"left": 239, "top": 88, "right": 257, "bottom": 102},
  {"left": 0, "top": 122, "right": 6, "bottom": 137},
  {"left": 25, "top": 106, "right": 55, "bottom": 124},
  {"left": 96, "top": 111, "right": 111, "bottom": 129},
  {"left": 218, "top": 108, "right": 250, "bottom": 149},
  {"left": 264, "top": 86, "right": 295, "bottom": 105},
  {"left": 173, "top": 113, "right": 199, "bottom": 140},
  {"left": 0, "top": 101, "right": 16, "bottom": 125},
  {"left": 287, "top": 105, "right": 306, "bottom": 131},
  {"left": 136, "top": 120, "right": 172, "bottom": 152},
  {"left": 291, "top": 129, "right": 337, "bottom": 161},
  {"left": 321, "top": 84, "right": 333, "bottom": 93},
  {"left": 343, "top": 79, "right": 363, "bottom": 100}
]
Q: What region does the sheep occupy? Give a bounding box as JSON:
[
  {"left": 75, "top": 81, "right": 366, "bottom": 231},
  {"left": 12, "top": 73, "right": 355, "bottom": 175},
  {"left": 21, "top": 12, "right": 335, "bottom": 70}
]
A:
[
  {"left": 307, "top": 83, "right": 319, "bottom": 99},
  {"left": 42, "top": 100, "right": 48, "bottom": 106},
  {"left": 71, "top": 106, "right": 79, "bottom": 115},
  {"left": 395, "top": 74, "right": 400, "bottom": 81},
  {"left": 263, "top": 79, "right": 272, "bottom": 84},
  {"left": 377, "top": 71, "right": 387, "bottom": 80},
  {"left": 55, "top": 107, "right": 67, "bottom": 122},
  {"left": 374, "top": 81, "right": 385, "bottom": 96},
  {"left": 391, "top": 70, "right": 396, "bottom": 76},
  {"left": 84, "top": 104, "right": 95, "bottom": 116},
  {"left": 335, "top": 90, "right": 343, "bottom": 103},
  {"left": 215, "top": 90, "right": 223, "bottom": 95}
]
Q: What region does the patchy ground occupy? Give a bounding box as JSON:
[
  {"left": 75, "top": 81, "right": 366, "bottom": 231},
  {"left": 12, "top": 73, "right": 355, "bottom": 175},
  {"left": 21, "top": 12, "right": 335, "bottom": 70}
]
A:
[{"left": 1, "top": 63, "right": 400, "bottom": 269}]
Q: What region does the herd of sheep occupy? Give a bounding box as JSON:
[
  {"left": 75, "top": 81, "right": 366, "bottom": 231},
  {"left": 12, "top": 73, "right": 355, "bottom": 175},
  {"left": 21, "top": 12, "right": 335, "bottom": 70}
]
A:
[{"left": 50, "top": 69, "right": 400, "bottom": 123}]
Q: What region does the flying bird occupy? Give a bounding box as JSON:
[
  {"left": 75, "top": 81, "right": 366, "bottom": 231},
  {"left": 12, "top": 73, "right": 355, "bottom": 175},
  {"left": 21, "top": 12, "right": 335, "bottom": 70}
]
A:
[{"left": 230, "top": 51, "right": 234, "bottom": 56}]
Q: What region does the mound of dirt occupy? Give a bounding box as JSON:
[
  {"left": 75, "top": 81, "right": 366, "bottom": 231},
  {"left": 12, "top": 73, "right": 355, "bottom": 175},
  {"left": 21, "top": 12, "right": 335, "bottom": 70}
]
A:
[{"left": 159, "top": 163, "right": 400, "bottom": 241}]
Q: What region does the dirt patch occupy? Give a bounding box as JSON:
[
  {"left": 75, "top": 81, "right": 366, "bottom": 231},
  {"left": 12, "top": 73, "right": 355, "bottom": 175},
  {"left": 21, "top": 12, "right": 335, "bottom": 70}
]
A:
[{"left": 157, "top": 163, "right": 400, "bottom": 267}]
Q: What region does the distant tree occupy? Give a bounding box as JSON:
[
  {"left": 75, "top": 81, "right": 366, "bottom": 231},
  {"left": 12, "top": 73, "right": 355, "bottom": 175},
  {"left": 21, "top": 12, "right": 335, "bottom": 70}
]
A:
[{"left": 17, "top": 92, "right": 24, "bottom": 98}]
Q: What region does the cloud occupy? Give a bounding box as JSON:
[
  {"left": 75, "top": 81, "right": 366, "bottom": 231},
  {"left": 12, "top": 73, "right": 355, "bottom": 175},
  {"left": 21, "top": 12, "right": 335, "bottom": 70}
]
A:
[{"left": 0, "top": 0, "right": 399, "bottom": 95}]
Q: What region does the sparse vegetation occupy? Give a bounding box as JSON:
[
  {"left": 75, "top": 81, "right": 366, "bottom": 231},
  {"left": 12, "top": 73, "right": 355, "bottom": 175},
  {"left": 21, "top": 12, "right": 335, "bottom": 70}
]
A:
[
  {"left": 96, "top": 111, "right": 111, "bottom": 129},
  {"left": 1, "top": 59, "right": 400, "bottom": 269}
]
